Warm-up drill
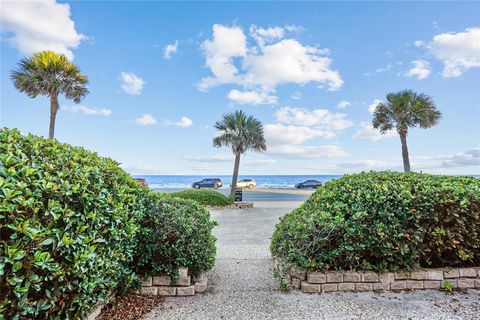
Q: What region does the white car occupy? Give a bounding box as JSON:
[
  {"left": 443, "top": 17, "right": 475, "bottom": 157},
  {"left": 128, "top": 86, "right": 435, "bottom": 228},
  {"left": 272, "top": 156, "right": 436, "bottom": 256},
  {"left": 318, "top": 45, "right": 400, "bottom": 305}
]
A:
[{"left": 232, "top": 178, "right": 256, "bottom": 189}]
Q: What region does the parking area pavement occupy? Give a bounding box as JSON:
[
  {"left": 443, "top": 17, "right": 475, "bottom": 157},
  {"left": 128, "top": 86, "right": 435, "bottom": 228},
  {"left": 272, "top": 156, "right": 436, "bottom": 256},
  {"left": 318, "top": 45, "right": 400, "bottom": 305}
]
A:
[
  {"left": 210, "top": 201, "right": 302, "bottom": 246},
  {"left": 144, "top": 201, "right": 480, "bottom": 320}
]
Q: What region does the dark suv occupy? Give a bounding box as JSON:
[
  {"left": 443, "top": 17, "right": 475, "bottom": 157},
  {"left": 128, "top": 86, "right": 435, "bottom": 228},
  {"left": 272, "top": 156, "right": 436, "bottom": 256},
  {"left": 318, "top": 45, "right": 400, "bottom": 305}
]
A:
[
  {"left": 295, "top": 180, "right": 322, "bottom": 189},
  {"left": 191, "top": 178, "right": 223, "bottom": 189}
]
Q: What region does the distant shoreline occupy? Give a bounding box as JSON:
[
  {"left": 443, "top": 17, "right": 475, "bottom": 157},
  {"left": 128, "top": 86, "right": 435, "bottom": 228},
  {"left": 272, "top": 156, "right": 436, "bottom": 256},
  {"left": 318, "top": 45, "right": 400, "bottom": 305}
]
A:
[
  {"left": 155, "top": 187, "right": 314, "bottom": 195},
  {"left": 139, "top": 174, "right": 342, "bottom": 190},
  {"left": 141, "top": 173, "right": 480, "bottom": 191}
]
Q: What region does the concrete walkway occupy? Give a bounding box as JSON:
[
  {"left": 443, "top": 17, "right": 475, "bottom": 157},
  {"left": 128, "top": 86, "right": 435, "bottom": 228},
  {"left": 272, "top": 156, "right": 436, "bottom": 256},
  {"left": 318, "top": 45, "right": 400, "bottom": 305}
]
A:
[{"left": 144, "top": 202, "right": 480, "bottom": 320}]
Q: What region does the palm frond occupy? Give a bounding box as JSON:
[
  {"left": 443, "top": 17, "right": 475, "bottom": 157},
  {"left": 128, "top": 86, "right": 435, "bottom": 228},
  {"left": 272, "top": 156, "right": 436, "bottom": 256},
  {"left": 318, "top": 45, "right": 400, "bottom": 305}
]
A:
[
  {"left": 10, "top": 50, "right": 89, "bottom": 102},
  {"left": 373, "top": 89, "right": 441, "bottom": 134},
  {"left": 213, "top": 110, "right": 267, "bottom": 155}
]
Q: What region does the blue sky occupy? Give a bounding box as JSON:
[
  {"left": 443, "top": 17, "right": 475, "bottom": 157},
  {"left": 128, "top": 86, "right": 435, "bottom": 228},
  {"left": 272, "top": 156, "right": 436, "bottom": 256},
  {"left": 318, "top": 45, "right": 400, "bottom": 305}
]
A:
[{"left": 1, "top": 1, "right": 479, "bottom": 175}]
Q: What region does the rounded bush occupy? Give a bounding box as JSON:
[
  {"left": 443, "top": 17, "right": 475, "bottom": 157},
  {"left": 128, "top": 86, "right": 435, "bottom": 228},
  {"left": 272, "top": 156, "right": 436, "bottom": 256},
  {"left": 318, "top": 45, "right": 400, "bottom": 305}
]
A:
[
  {"left": 0, "top": 128, "right": 145, "bottom": 319},
  {"left": 132, "top": 193, "right": 217, "bottom": 280},
  {"left": 271, "top": 172, "right": 480, "bottom": 272},
  {"left": 0, "top": 129, "right": 217, "bottom": 319},
  {"left": 171, "top": 189, "right": 232, "bottom": 206}
]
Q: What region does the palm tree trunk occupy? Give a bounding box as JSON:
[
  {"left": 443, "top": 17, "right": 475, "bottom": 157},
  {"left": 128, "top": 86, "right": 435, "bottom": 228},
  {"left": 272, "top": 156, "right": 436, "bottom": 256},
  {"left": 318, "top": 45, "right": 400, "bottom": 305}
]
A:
[
  {"left": 399, "top": 130, "right": 411, "bottom": 172},
  {"left": 230, "top": 152, "right": 241, "bottom": 200},
  {"left": 49, "top": 93, "right": 59, "bottom": 140}
]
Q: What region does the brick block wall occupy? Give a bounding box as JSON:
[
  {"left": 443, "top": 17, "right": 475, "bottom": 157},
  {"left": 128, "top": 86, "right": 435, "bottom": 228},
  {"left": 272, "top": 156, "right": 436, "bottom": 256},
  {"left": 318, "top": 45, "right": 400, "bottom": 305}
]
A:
[
  {"left": 275, "top": 259, "right": 480, "bottom": 294},
  {"left": 138, "top": 267, "right": 208, "bottom": 296}
]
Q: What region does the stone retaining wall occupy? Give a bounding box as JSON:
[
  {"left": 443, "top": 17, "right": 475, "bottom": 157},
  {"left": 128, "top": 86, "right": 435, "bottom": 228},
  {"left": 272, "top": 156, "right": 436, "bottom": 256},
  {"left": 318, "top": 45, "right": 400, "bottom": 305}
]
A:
[
  {"left": 275, "top": 260, "right": 480, "bottom": 294},
  {"left": 84, "top": 268, "right": 206, "bottom": 319},
  {"left": 138, "top": 267, "right": 208, "bottom": 296}
]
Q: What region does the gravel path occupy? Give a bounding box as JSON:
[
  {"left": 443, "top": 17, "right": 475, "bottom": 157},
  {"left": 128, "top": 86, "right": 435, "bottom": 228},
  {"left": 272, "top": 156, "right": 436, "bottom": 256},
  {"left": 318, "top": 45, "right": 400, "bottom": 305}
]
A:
[{"left": 144, "top": 202, "right": 480, "bottom": 320}]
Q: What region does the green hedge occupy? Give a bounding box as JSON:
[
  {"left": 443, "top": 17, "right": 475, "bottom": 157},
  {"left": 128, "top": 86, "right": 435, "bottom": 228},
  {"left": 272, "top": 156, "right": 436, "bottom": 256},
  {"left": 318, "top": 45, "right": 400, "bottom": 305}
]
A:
[
  {"left": 171, "top": 189, "right": 232, "bottom": 206},
  {"left": 133, "top": 193, "right": 217, "bottom": 281},
  {"left": 271, "top": 172, "right": 480, "bottom": 272},
  {"left": 0, "top": 128, "right": 216, "bottom": 319}
]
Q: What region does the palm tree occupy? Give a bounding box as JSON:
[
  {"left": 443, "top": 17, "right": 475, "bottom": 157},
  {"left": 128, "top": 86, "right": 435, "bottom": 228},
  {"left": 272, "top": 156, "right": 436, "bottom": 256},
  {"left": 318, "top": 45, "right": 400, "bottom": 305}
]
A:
[
  {"left": 10, "top": 51, "right": 89, "bottom": 140},
  {"left": 213, "top": 110, "right": 267, "bottom": 199},
  {"left": 372, "top": 90, "right": 442, "bottom": 172}
]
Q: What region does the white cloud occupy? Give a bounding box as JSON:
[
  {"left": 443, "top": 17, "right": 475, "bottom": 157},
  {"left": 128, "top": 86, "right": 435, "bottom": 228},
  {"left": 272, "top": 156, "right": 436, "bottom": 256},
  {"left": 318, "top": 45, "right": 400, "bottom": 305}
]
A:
[
  {"left": 375, "top": 64, "right": 393, "bottom": 73},
  {"left": 436, "top": 148, "right": 480, "bottom": 168},
  {"left": 198, "top": 24, "right": 343, "bottom": 103},
  {"left": 184, "top": 155, "right": 277, "bottom": 166},
  {"left": 135, "top": 114, "right": 157, "bottom": 126},
  {"left": 368, "top": 99, "right": 383, "bottom": 113},
  {"left": 336, "top": 148, "right": 480, "bottom": 174},
  {"left": 198, "top": 24, "right": 247, "bottom": 91},
  {"left": 190, "top": 165, "right": 214, "bottom": 172},
  {"left": 338, "top": 159, "right": 390, "bottom": 169},
  {"left": 184, "top": 154, "right": 233, "bottom": 162},
  {"left": 177, "top": 117, "right": 193, "bottom": 128},
  {"left": 0, "top": 0, "right": 85, "bottom": 60},
  {"left": 414, "top": 40, "right": 424, "bottom": 47},
  {"left": 263, "top": 106, "right": 351, "bottom": 160},
  {"left": 428, "top": 27, "right": 480, "bottom": 78},
  {"left": 62, "top": 105, "right": 112, "bottom": 116},
  {"left": 264, "top": 124, "right": 335, "bottom": 146},
  {"left": 337, "top": 100, "right": 351, "bottom": 109},
  {"left": 164, "top": 40, "right": 179, "bottom": 59},
  {"left": 242, "top": 39, "right": 342, "bottom": 91},
  {"left": 365, "top": 63, "right": 393, "bottom": 76},
  {"left": 249, "top": 25, "right": 285, "bottom": 47},
  {"left": 243, "top": 159, "right": 277, "bottom": 166},
  {"left": 285, "top": 24, "right": 304, "bottom": 33},
  {"left": 407, "top": 149, "right": 480, "bottom": 172},
  {"left": 267, "top": 145, "right": 348, "bottom": 159},
  {"left": 404, "top": 59, "right": 431, "bottom": 80},
  {"left": 275, "top": 106, "right": 353, "bottom": 130},
  {"left": 120, "top": 72, "right": 145, "bottom": 95},
  {"left": 120, "top": 164, "right": 166, "bottom": 175},
  {"left": 165, "top": 116, "right": 193, "bottom": 128},
  {"left": 290, "top": 91, "right": 301, "bottom": 100},
  {"left": 353, "top": 122, "right": 397, "bottom": 141},
  {"left": 227, "top": 89, "right": 277, "bottom": 105}
]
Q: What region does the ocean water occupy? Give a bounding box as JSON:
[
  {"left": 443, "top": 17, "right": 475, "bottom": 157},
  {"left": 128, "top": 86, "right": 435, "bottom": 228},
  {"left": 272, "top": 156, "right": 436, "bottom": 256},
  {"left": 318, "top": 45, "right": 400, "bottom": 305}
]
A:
[{"left": 135, "top": 175, "right": 342, "bottom": 189}]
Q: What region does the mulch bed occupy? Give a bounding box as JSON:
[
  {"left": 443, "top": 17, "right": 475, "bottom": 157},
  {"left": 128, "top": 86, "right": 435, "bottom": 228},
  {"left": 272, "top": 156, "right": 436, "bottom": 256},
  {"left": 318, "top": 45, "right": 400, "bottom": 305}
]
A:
[{"left": 97, "top": 294, "right": 163, "bottom": 320}]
